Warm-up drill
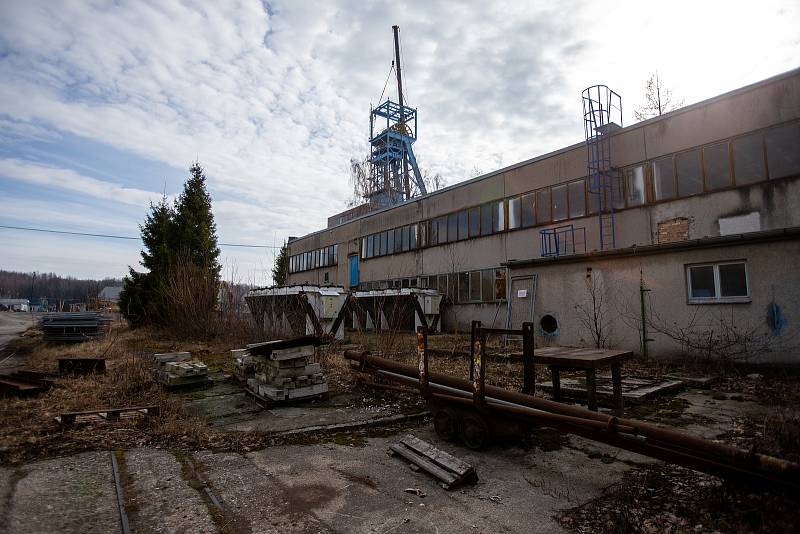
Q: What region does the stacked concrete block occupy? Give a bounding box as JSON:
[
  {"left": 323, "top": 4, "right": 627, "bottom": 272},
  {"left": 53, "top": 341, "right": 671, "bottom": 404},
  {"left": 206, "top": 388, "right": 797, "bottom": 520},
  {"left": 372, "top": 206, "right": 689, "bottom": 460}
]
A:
[
  {"left": 233, "top": 342, "right": 328, "bottom": 402},
  {"left": 152, "top": 352, "right": 210, "bottom": 387}
]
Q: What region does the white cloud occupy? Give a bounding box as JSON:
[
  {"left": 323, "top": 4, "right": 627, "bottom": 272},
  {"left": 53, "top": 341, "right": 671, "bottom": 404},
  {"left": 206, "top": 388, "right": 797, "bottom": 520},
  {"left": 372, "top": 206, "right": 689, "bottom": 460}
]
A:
[{"left": 0, "top": 0, "right": 798, "bottom": 279}]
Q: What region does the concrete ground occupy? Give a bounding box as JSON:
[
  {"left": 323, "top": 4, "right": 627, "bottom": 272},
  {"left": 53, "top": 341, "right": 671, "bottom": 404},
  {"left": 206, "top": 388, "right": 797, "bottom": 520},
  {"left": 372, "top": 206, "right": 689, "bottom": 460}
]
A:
[
  {"left": 1, "top": 384, "right": 764, "bottom": 534},
  {"left": 0, "top": 312, "right": 37, "bottom": 370}
]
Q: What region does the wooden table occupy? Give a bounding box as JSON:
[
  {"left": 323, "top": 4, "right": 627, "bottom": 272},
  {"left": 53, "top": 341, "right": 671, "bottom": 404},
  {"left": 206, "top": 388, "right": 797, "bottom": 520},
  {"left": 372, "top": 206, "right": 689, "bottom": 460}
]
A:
[{"left": 515, "top": 347, "right": 631, "bottom": 415}]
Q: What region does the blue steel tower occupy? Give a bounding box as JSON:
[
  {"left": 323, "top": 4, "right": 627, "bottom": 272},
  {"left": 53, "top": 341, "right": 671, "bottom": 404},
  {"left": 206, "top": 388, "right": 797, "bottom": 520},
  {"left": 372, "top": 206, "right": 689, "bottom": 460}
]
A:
[
  {"left": 367, "top": 25, "right": 426, "bottom": 207},
  {"left": 582, "top": 86, "right": 622, "bottom": 250}
]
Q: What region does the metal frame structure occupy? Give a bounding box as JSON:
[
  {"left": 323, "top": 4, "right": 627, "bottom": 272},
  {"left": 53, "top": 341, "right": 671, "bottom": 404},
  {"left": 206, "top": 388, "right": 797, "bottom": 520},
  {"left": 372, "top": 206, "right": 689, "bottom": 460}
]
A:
[
  {"left": 539, "top": 224, "right": 587, "bottom": 257},
  {"left": 368, "top": 99, "right": 425, "bottom": 206},
  {"left": 582, "top": 85, "right": 622, "bottom": 250}
]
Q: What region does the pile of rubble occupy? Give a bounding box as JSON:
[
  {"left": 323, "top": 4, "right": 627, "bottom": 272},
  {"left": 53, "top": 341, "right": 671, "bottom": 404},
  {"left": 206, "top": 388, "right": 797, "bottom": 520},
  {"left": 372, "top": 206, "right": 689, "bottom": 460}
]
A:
[
  {"left": 152, "top": 352, "right": 209, "bottom": 387},
  {"left": 232, "top": 337, "right": 327, "bottom": 403}
]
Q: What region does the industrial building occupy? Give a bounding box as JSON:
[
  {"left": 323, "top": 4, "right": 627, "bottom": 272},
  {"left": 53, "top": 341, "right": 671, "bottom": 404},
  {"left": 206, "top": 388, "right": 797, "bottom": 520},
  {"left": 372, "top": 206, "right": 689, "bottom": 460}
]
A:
[{"left": 282, "top": 67, "right": 800, "bottom": 361}]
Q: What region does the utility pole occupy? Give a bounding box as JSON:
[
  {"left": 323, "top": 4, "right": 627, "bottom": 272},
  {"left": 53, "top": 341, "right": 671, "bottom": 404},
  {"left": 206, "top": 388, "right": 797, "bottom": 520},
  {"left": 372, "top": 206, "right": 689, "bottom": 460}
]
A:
[{"left": 392, "top": 25, "right": 411, "bottom": 200}]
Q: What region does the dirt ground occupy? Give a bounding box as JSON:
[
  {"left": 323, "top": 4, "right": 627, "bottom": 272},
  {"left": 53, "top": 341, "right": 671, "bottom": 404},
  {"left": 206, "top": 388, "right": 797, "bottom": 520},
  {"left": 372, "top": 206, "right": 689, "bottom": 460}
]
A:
[{"left": 1, "top": 322, "right": 799, "bottom": 533}]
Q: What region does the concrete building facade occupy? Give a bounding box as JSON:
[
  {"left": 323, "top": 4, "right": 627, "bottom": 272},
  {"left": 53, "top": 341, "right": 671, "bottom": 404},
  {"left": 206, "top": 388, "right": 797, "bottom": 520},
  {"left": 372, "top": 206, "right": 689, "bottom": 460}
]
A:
[{"left": 286, "top": 68, "right": 800, "bottom": 361}]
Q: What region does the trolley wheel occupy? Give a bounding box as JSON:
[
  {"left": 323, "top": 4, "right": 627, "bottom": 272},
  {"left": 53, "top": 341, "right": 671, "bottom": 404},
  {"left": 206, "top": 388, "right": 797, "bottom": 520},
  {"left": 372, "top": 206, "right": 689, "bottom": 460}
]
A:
[
  {"left": 433, "top": 408, "right": 458, "bottom": 441},
  {"left": 461, "top": 414, "right": 491, "bottom": 450}
]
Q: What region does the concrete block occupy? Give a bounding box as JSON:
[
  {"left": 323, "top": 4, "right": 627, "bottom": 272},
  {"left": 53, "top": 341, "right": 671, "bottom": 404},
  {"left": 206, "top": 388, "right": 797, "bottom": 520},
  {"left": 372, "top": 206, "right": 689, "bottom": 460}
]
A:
[
  {"left": 304, "top": 363, "right": 321, "bottom": 375},
  {"left": 154, "top": 352, "right": 191, "bottom": 364},
  {"left": 165, "top": 361, "right": 179, "bottom": 373},
  {"left": 255, "top": 373, "right": 268, "bottom": 383},
  {"left": 295, "top": 375, "right": 310, "bottom": 387},
  {"left": 192, "top": 362, "right": 208, "bottom": 373},
  {"left": 312, "top": 373, "right": 324, "bottom": 384},
  {"left": 270, "top": 345, "right": 315, "bottom": 361},
  {"left": 287, "top": 382, "right": 328, "bottom": 399},
  {"left": 258, "top": 384, "right": 286, "bottom": 401},
  {"left": 275, "top": 357, "right": 308, "bottom": 369},
  {"left": 247, "top": 378, "right": 258, "bottom": 391}
]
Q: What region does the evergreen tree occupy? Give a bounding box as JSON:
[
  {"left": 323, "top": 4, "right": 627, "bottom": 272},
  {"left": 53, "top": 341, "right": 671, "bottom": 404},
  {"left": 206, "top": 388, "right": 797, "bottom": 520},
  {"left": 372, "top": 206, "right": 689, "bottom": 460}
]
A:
[
  {"left": 272, "top": 241, "right": 289, "bottom": 286},
  {"left": 119, "top": 196, "right": 175, "bottom": 326},
  {"left": 172, "top": 163, "right": 221, "bottom": 279}
]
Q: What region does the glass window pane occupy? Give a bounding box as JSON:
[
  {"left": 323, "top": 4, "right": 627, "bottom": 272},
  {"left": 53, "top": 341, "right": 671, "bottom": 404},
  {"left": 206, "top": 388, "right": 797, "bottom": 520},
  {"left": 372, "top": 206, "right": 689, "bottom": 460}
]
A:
[
  {"left": 429, "top": 219, "right": 438, "bottom": 246},
  {"left": 521, "top": 193, "right": 535, "bottom": 227},
  {"left": 719, "top": 263, "right": 748, "bottom": 297},
  {"left": 732, "top": 133, "right": 766, "bottom": 185},
  {"left": 611, "top": 174, "right": 625, "bottom": 210},
  {"left": 481, "top": 270, "right": 493, "bottom": 301},
  {"left": 587, "top": 188, "right": 601, "bottom": 214},
  {"left": 689, "top": 266, "right": 716, "bottom": 299},
  {"left": 437, "top": 216, "right": 447, "bottom": 243},
  {"left": 387, "top": 229, "right": 395, "bottom": 254},
  {"left": 481, "top": 202, "right": 493, "bottom": 236},
  {"left": 321, "top": 248, "right": 327, "bottom": 267},
  {"left": 333, "top": 245, "right": 337, "bottom": 264},
  {"left": 552, "top": 184, "right": 568, "bottom": 221},
  {"left": 410, "top": 225, "right": 417, "bottom": 249},
  {"left": 536, "top": 189, "right": 551, "bottom": 223},
  {"left": 508, "top": 197, "right": 521, "bottom": 229},
  {"left": 402, "top": 226, "right": 410, "bottom": 251},
  {"left": 458, "top": 272, "right": 470, "bottom": 303},
  {"left": 704, "top": 142, "right": 731, "bottom": 190},
  {"left": 458, "top": 210, "right": 469, "bottom": 240},
  {"left": 367, "top": 235, "right": 374, "bottom": 258},
  {"left": 495, "top": 269, "right": 506, "bottom": 300},
  {"left": 653, "top": 156, "right": 675, "bottom": 200},
  {"left": 469, "top": 271, "right": 481, "bottom": 301},
  {"left": 438, "top": 274, "right": 448, "bottom": 297},
  {"left": 469, "top": 207, "right": 480, "bottom": 237},
  {"left": 360, "top": 239, "right": 366, "bottom": 259},
  {"left": 493, "top": 201, "right": 505, "bottom": 232},
  {"left": 380, "top": 231, "right": 387, "bottom": 256},
  {"left": 419, "top": 222, "right": 427, "bottom": 247},
  {"left": 676, "top": 149, "right": 703, "bottom": 196},
  {"left": 766, "top": 122, "right": 800, "bottom": 179},
  {"left": 625, "top": 166, "right": 646, "bottom": 206},
  {"left": 568, "top": 180, "right": 586, "bottom": 217},
  {"left": 395, "top": 228, "right": 403, "bottom": 253},
  {"left": 447, "top": 213, "right": 458, "bottom": 243}
]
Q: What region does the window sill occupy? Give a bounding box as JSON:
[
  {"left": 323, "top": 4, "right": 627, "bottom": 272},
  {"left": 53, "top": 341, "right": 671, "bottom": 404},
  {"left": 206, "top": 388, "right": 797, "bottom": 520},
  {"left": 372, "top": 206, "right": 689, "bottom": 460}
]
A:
[{"left": 687, "top": 297, "right": 751, "bottom": 305}]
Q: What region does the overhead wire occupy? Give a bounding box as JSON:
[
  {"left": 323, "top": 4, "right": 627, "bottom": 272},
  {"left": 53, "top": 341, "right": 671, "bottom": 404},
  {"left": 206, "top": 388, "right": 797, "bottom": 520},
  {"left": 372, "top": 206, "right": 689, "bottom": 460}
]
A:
[{"left": 0, "top": 224, "right": 279, "bottom": 249}]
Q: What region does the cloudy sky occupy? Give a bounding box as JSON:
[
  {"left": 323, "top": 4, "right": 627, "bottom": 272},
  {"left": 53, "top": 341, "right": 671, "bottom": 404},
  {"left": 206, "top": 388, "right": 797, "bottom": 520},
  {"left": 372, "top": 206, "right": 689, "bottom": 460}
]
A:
[{"left": 0, "top": 0, "right": 798, "bottom": 284}]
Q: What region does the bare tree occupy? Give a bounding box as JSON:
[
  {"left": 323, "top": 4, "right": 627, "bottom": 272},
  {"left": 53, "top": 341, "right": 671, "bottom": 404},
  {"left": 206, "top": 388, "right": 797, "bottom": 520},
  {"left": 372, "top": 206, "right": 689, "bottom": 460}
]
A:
[
  {"left": 574, "top": 272, "right": 613, "bottom": 348},
  {"left": 346, "top": 156, "right": 371, "bottom": 207},
  {"left": 634, "top": 72, "right": 685, "bottom": 121}
]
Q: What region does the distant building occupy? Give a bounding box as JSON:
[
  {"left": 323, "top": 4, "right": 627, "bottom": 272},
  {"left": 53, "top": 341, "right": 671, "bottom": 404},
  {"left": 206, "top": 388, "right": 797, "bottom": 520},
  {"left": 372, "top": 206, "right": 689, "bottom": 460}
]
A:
[
  {"left": 98, "top": 286, "right": 123, "bottom": 303},
  {"left": 0, "top": 299, "right": 30, "bottom": 312}
]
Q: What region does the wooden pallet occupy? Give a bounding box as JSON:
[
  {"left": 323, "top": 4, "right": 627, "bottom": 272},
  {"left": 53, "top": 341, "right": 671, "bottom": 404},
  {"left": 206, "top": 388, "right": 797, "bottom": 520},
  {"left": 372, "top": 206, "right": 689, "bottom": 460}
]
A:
[
  {"left": 388, "top": 434, "right": 478, "bottom": 490},
  {"left": 55, "top": 405, "right": 160, "bottom": 426}
]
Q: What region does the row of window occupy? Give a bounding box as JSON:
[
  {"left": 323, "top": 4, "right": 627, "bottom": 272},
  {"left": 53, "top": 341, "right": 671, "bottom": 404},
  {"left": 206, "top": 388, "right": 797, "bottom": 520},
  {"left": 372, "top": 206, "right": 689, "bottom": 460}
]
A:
[
  {"left": 289, "top": 244, "right": 338, "bottom": 274},
  {"left": 361, "top": 224, "right": 418, "bottom": 259},
  {"left": 358, "top": 268, "right": 508, "bottom": 304}
]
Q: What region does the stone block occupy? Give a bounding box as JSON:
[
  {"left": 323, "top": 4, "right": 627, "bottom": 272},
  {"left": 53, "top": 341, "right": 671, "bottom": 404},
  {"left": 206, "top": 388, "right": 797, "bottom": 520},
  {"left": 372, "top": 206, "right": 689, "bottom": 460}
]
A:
[
  {"left": 247, "top": 378, "right": 258, "bottom": 391},
  {"left": 154, "top": 352, "right": 191, "bottom": 364},
  {"left": 275, "top": 357, "right": 308, "bottom": 369},
  {"left": 258, "top": 384, "right": 286, "bottom": 401},
  {"left": 255, "top": 373, "right": 268, "bottom": 383},
  {"left": 312, "top": 373, "right": 325, "bottom": 384},
  {"left": 304, "top": 363, "right": 321, "bottom": 375},
  {"left": 295, "top": 375, "right": 310, "bottom": 387}
]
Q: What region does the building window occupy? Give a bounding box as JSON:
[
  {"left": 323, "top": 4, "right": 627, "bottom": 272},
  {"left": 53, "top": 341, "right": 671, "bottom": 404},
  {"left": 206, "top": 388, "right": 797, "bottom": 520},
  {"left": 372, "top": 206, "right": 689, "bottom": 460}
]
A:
[
  {"left": 469, "top": 271, "right": 481, "bottom": 301},
  {"left": 394, "top": 228, "right": 403, "bottom": 253},
  {"left": 387, "top": 229, "right": 395, "bottom": 254},
  {"left": 652, "top": 156, "right": 675, "bottom": 201},
  {"left": 333, "top": 244, "right": 338, "bottom": 264},
  {"left": 625, "top": 166, "right": 646, "bottom": 206},
  {"left": 410, "top": 225, "right": 417, "bottom": 249},
  {"left": 380, "top": 231, "right": 388, "bottom": 256},
  {"left": 469, "top": 206, "right": 480, "bottom": 237},
  {"left": 568, "top": 179, "right": 586, "bottom": 218},
  {"left": 457, "top": 210, "right": 469, "bottom": 240},
  {"left": 552, "top": 184, "right": 568, "bottom": 221},
  {"left": 458, "top": 272, "right": 470, "bottom": 303},
  {"left": 447, "top": 213, "right": 458, "bottom": 243},
  {"left": 401, "top": 226, "right": 410, "bottom": 251},
  {"left": 437, "top": 216, "right": 447, "bottom": 244},
  {"left": 687, "top": 261, "right": 749, "bottom": 303},
  {"left": 507, "top": 197, "right": 521, "bottom": 229},
  {"left": 611, "top": 173, "right": 625, "bottom": 210},
  {"left": 492, "top": 201, "right": 505, "bottom": 232},
  {"left": 704, "top": 142, "right": 731, "bottom": 190},
  {"left": 521, "top": 192, "right": 535, "bottom": 227},
  {"left": 676, "top": 149, "right": 704, "bottom": 196},
  {"left": 481, "top": 270, "right": 494, "bottom": 301},
  {"left": 535, "top": 188, "right": 551, "bottom": 223},
  {"left": 480, "top": 202, "right": 493, "bottom": 236},
  {"left": 495, "top": 269, "right": 507, "bottom": 300},
  {"left": 732, "top": 133, "right": 766, "bottom": 185},
  {"left": 765, "top": 122, "right": 800, "bottom": 179},
  {"left": 428, "top": 220, "right": 437, "bottom": 246}
]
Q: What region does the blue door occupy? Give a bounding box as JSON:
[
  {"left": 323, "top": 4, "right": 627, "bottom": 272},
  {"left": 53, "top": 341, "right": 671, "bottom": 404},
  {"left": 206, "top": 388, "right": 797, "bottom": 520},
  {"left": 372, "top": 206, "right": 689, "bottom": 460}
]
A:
[{"left": 348, "top": 255, "right": 359, "bottom": 288}]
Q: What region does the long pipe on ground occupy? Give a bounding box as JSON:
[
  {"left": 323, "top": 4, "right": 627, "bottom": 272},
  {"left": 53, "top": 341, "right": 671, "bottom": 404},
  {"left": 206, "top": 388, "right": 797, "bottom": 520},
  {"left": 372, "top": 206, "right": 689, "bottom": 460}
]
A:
[{"left": 346, "top": 350, "right": 800, "bottom": 491}]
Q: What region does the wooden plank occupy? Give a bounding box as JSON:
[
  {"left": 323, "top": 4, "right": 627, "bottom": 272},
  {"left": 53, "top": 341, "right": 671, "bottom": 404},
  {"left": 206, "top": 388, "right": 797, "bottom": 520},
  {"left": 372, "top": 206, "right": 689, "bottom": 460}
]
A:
[
  {"left": 399, "top": 435, "right": 473, "bottom": 477},
  {"left": 388, "top": 444, "right": 458, "bottom": 487}
]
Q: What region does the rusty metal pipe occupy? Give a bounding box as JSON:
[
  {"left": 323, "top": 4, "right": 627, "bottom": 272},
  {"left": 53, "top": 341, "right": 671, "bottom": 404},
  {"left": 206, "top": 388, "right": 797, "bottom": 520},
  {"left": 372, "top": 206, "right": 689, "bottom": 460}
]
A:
[{"left": 345, "top": 349, "right": 800, "bottom": 480}]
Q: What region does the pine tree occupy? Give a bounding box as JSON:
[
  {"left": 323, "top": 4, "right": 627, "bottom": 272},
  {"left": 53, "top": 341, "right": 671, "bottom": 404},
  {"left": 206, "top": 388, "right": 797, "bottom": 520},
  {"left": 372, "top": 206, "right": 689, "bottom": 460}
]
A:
[
  {"left": 119, "top": 196, "right": 175, "bottom": 326},
  {"left": 272, "top": 241, "right": 289, "bottom": 286},
  {"left": 172, "top": 163, "right": 221, "bottom": 279}
]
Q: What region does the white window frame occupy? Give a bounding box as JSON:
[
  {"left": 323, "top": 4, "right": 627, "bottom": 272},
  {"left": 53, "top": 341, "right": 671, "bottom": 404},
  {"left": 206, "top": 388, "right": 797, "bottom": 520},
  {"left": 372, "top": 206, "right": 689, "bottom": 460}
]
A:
[{"left": 686, "top": 261, "right": 750, "bottom": 304}]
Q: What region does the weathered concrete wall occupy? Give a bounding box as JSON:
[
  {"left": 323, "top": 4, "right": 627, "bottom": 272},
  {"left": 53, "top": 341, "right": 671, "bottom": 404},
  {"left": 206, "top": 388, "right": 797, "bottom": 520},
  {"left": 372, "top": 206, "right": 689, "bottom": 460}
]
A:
[{"left": 509, "top": 238, "right": 800, "bottom": 363}]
